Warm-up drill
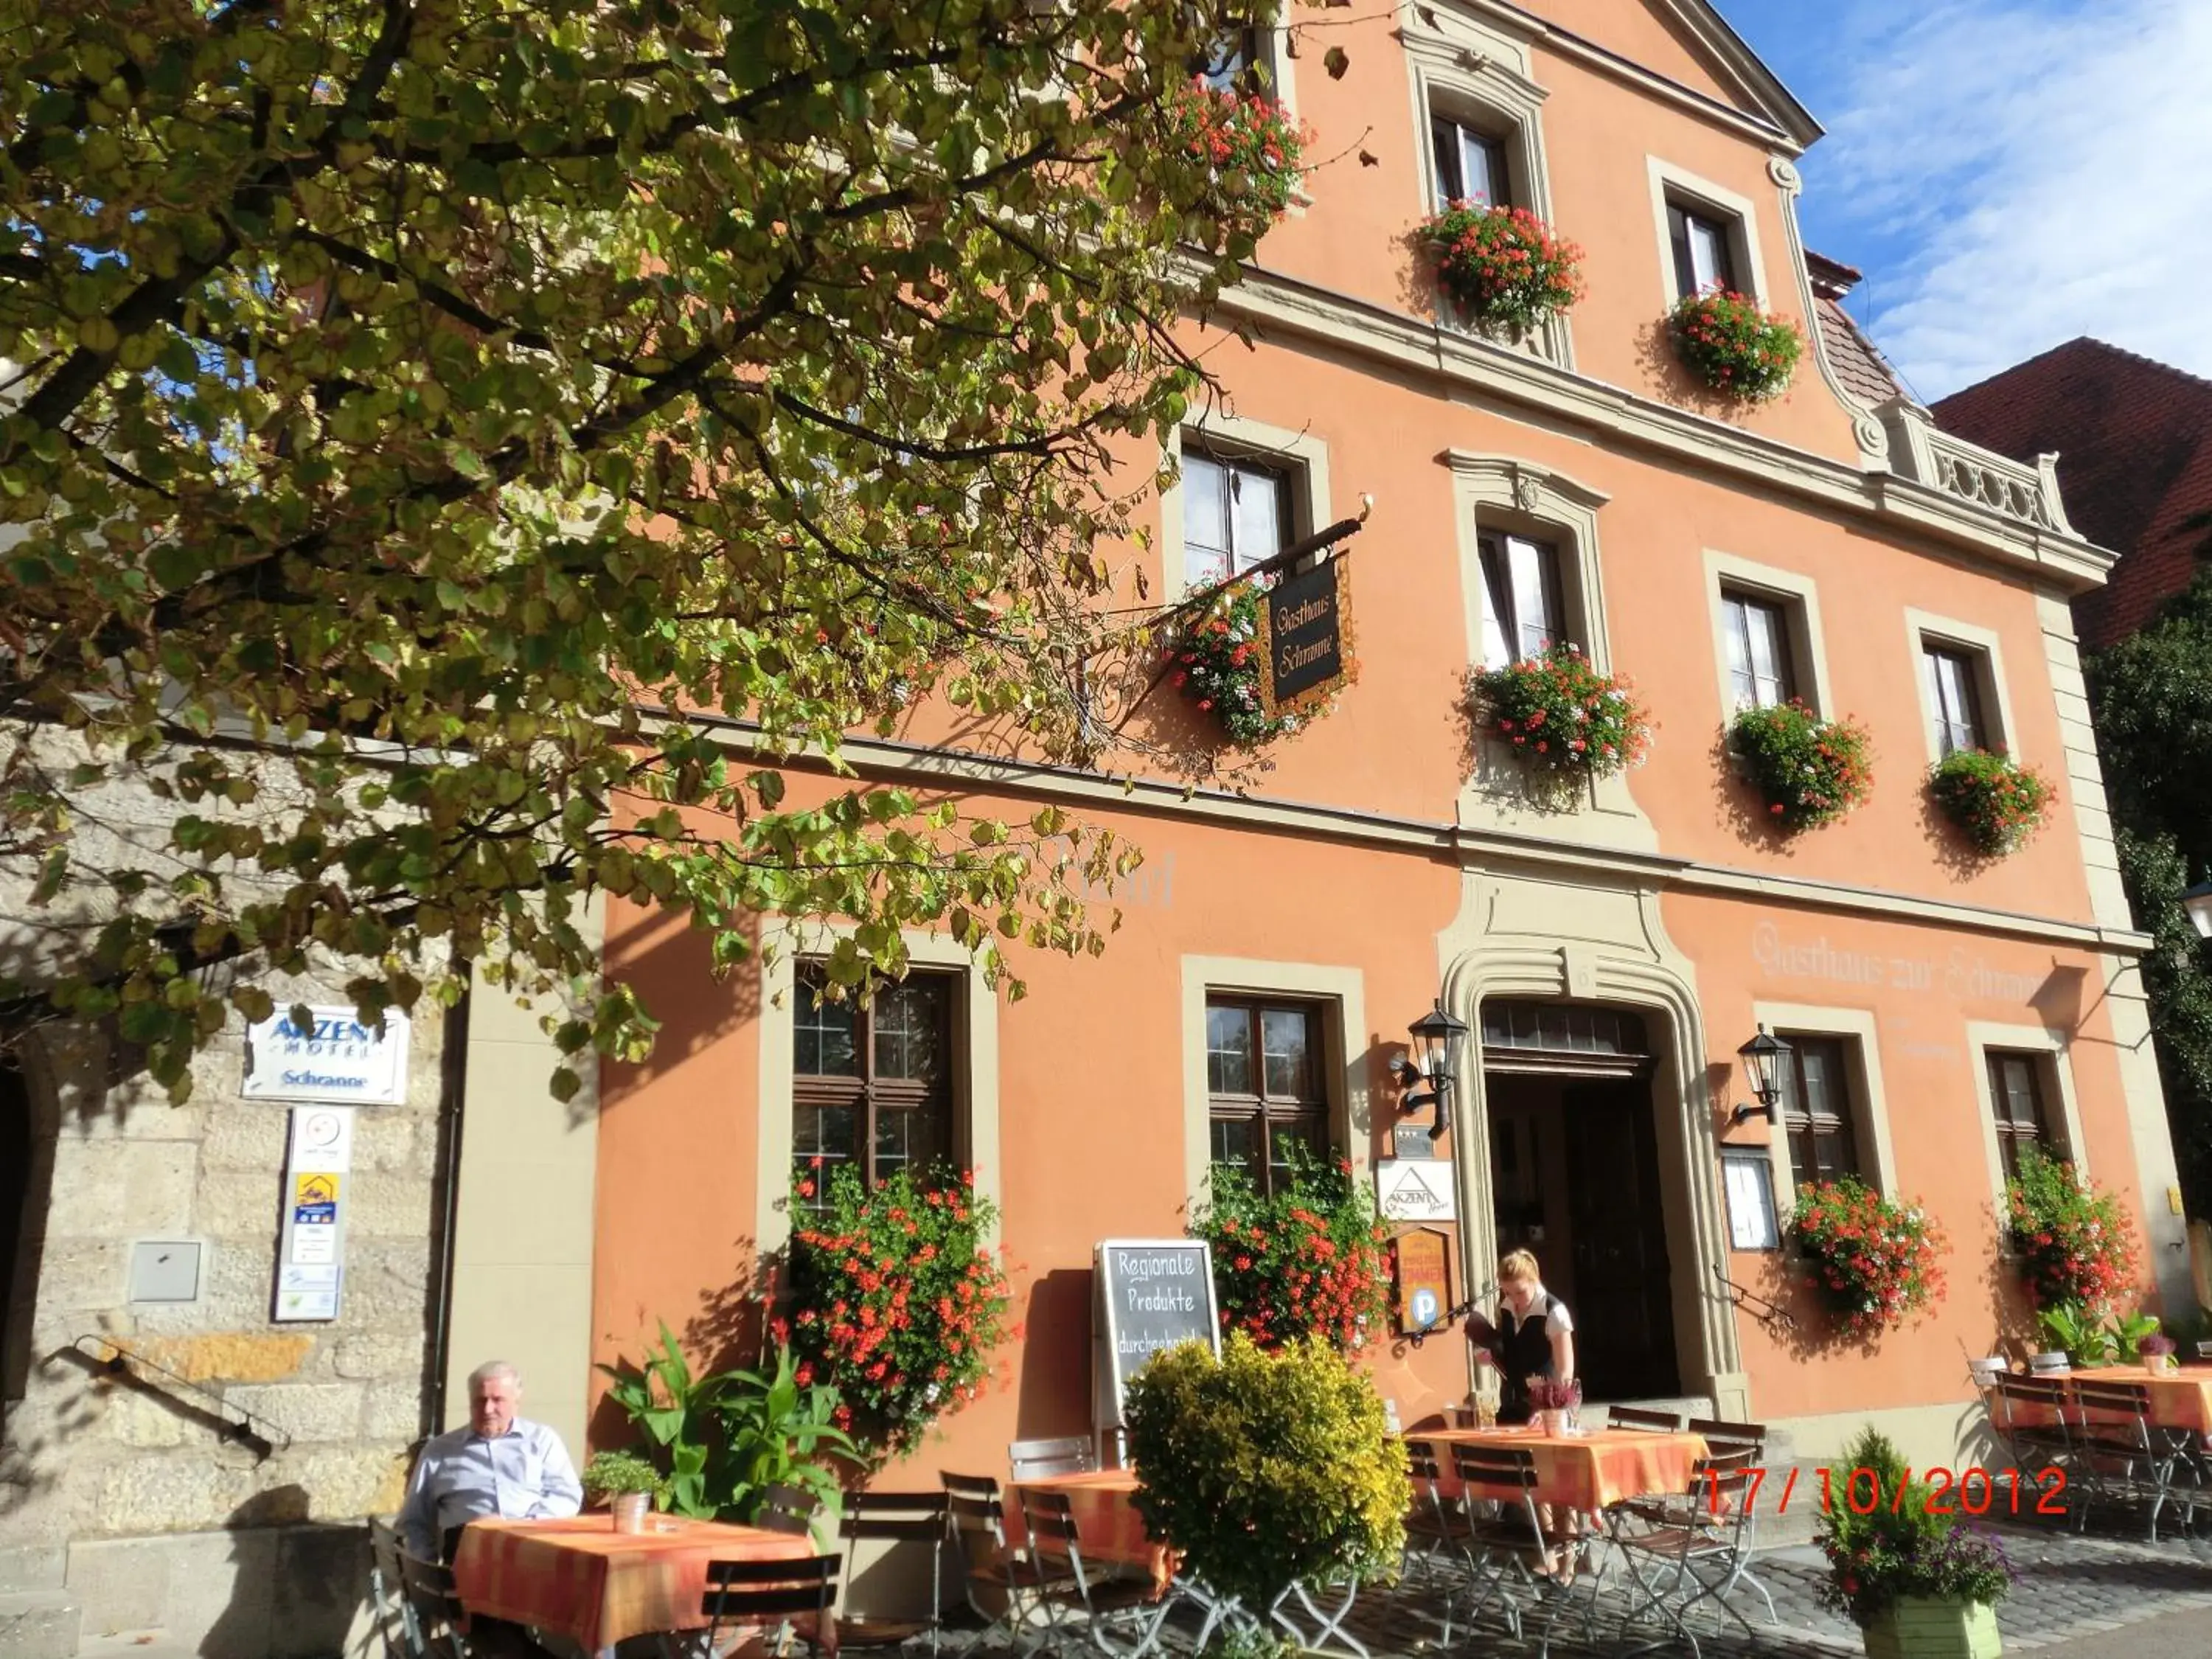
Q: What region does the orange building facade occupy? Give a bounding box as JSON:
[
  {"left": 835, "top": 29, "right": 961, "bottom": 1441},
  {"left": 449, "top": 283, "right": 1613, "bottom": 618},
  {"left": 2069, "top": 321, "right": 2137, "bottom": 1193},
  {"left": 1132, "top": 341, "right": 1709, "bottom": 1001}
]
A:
[{"left": 560, "top": 0, "right": 2190, "bottom": 1476}]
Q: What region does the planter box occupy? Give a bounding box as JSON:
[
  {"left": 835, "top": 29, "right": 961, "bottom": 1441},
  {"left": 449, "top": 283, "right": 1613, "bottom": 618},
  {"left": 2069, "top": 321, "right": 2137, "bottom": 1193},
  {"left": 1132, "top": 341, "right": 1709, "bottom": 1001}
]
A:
[{"left": 1863, "top": 1598, "right": 2002, "bottom": 1659}]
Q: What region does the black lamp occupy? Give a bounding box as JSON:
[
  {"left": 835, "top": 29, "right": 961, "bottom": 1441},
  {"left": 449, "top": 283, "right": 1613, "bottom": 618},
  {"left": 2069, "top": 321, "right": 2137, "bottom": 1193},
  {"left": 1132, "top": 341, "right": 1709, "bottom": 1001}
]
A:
[
  {"left": 1389, "top": 998, "right": 1470, "bottom": 1142},
  {"left": 2183, "top": 879, "right": 2212, "bottom": 942},
  {"left": 1731, "top": 1026, "right": 1791, "bottom": 1127}
]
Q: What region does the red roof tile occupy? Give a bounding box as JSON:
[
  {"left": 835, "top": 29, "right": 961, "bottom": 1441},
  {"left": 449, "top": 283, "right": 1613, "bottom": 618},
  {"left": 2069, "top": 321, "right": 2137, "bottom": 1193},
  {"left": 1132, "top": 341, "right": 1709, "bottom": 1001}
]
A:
[{"left": 1933, "top": 339, "right": 2212, "bottom": 648}]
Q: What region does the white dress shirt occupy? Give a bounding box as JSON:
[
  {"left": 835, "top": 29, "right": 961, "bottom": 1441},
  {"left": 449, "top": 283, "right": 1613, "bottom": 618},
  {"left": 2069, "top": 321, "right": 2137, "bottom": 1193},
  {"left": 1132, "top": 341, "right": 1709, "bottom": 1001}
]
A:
[{"left": 398, "top": 1417, "right": 583, "bottom": 1558}]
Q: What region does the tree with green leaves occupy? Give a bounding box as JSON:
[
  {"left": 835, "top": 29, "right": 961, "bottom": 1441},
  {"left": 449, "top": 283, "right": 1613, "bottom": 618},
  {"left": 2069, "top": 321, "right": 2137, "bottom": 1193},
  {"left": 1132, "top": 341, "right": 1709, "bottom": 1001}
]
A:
[
  {"left": 0, "top": 0, "right": 1307, "bottom": 1099},
  {"left": 2085, "top": 566, "right": 2212, "bottom": 1218}
]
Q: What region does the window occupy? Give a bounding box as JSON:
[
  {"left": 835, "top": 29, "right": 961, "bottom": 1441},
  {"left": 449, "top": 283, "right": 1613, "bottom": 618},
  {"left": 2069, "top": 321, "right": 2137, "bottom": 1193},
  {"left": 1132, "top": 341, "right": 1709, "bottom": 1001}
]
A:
[
  {"left": 1476, "top": 532, "right": 1565, "bottom": 668},
  {"left": 1192, "top": 21, "right": 1262, "bottom": 91},
  {"left": 1430, "top": 116, "right": 1509, "bottom": 211},
  {"left": 1720, "top": 588, "right": 1795, "bottom": 711},
  {"left": 1183, "top": 448, "right": 1294, "bottom": 587},
  {"left": 1986, "top": 1051, "right": 2053, "bottom": 1180},
  {"left": 793, "top": 968, "right": 956, "bottom": 1205},
  {"left": 1924, "top": 644, "right": 1989, "bottom": 757},
  {"left": 1667, "top": 199, "right": 1737, "bottom": 298},
  {"left": 1778, "top": 1035, "right": 1860, "bottom": 1186},
  {"left": 1206, "top": 997, "right": 1329, "bottom": 1195}
]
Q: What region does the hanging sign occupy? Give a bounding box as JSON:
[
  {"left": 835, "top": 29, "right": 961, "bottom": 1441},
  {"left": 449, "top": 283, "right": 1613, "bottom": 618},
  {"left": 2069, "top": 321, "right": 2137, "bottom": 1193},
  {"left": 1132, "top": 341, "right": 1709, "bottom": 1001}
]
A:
[
  {"left": 243, "top": 1006, "right": 411, "bottom": 1105},
  {"left": 274, "top": 1105, "right": 355, "bottom": 1321},
  {"left": 1092, "top": 1239, "right": 1220, "bottom": 1432},
  {"left": 1377, "top": 1158, "right": 1457, "bottom": 1222},
  {"left": 1394, "top": 1227, "right": 1455, "bottom": 1335},
  {"left": 1257, "top": 553, "right": 1353, "bottom": 717}
]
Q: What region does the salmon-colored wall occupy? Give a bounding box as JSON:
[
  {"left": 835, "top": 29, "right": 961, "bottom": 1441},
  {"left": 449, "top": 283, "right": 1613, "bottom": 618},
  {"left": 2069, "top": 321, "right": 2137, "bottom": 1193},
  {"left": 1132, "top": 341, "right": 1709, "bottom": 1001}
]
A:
[{"left": 580, "top": 1, "right": 2168, "bottom": 1484}]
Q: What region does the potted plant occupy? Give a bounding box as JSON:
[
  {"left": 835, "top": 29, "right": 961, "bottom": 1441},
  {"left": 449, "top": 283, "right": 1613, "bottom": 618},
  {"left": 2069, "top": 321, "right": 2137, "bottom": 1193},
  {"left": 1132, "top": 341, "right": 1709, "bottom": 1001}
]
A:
[
  {"left": 1416, "top": 203, "right": 1585, "bottom": 335},
  {"left": 2005, "top": 1147, "right": 2142, "bottom": 1318},
  {"left": 1191, "top": 1149, "right": 1390, "bottom": 1354},
  {"left": 1467, "top": 643, "right": 1652, "bottom": 805},
  {"left": 1818, "top": 1427, "right": 2013, "bottom": 1659},
  {"left": 2035, "top": 1302, "right": 2110, "bottom": 1369},
  {"left": 1928, "top": 749, "right": 2053, "bottom": 857},
  {"left": 1787, "top": 1179, "right": 1949, "bottom": 1342},
  {"left": 582, "top": 1450, "right": 667, "bottom": 1534},
  {"left": 2140, "top": 1333, "right": 2179, "bottom": 1376},
  {"left": 1729, "top": 701, "right": 1875, "bottom": 832},
  {"left": 1122, "top": 1332, "right": 1408, "bottom": 1617},
  {"left": 1669, "top": 289, "right": 1804, "bottom": 400},
  {"left": 1528, "top": 1375, "right": 1582, "bottom": 1436}
]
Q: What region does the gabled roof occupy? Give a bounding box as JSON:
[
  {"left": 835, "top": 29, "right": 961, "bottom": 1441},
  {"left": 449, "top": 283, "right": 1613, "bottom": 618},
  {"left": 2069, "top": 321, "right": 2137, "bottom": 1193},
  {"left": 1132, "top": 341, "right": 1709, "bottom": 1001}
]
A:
[
  {"left": 1805, "top": 251, "right": 1910, "bottom": 409},
  {"left": 1933, "top": 339, "right": 2212, "bottom": 646},
  {"left": 1658, "top": 0, "right": 1825, "bottom": 148}
]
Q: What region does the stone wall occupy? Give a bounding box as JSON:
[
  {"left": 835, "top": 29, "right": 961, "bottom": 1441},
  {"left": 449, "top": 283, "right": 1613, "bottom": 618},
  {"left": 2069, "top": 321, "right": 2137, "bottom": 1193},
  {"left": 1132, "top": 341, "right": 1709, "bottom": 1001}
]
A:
[{"left": 0, "top": 964, "right": 451, "bottom": 1658}]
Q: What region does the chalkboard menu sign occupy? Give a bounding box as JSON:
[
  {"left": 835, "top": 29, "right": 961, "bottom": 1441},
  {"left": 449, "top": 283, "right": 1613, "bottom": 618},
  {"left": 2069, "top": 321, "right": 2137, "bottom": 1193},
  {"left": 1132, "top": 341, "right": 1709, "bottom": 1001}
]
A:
[
  {"left": 1258, "top": 554, "right": 1352, "bottom": 717},
  {"left": 1093, "top": 1239, "right": 1221, "bottom": 1430}
]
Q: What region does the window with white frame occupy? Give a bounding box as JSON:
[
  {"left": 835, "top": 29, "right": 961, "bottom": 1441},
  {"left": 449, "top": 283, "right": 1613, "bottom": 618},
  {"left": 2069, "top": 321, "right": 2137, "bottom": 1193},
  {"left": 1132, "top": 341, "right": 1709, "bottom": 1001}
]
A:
[
  {"left": 1986, "top": 1050, "right": 2057, "bottom": 1180},
  {"left": 1476, "top": 530, "right": 1566, "bottom": 668},
  {"left": 1666, "top": 196, "right": 1739, "bottom": 298},
  {"left": 1206, "top": 995, "right": 1333, "bottom": 1197},
  {"left": 1777, "top": 1034, "right": 1863, "bottom": 1188},
  {"left": 1720, "top": 587, "right": 1798, "bottom": 711},
  {"left": 1183, "top": 447, "right": 1296, "bottom": 587},
  {"left": 1924, "top": 642, "right": 1991, "bottom": 757},
  {"left": 793, "top": 967, "right": 960, "bottom": 1210},
  {"left": 1430, "top": 115, "right": 1510, "bottom": 211}
]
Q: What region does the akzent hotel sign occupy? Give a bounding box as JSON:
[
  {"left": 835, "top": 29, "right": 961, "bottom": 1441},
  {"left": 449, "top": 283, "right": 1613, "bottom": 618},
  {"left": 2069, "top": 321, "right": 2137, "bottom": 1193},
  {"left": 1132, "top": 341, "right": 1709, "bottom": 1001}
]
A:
[{"left": 243, "top": 1006, "right": 412, "bottom": 1105}]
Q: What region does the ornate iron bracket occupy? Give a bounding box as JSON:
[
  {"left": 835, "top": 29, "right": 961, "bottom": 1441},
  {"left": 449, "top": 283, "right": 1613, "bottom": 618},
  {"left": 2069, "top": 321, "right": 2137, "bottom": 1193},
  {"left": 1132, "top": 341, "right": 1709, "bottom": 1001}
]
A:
[{"left": 1710, "top": 1261, "right": 1798, "bottom": 1338}]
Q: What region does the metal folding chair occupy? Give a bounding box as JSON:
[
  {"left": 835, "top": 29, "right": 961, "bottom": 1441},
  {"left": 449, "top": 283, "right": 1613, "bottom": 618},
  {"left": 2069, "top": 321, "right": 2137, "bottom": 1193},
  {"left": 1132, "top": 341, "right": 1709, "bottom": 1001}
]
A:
[
  {"left": 1686, "top": 1416, "right": 1767, "bottom": 1457},
  {"left": 1606, "top": 1406, "right": 1683, "bottom": 1433},
  {"left": 1399, "top": 1439, "right": 1473, "bottom": 1641},
  {"left": 944, "top": 1470, "right": 1068, "bottom": 1631},
  {"left": 757, "top": 1482, "right": 823, "bottom": 1540},
  {"left": 1448, "top": 1441, "right": 1592, "bottom": 1656},
  {"left": 1013, "top": 1489, "right": 1160, "bottom": 1658},
  {"left": 397, "top": 1553, "right": 475, "bottom": 1659},
  {"left": 681, "top": 1554, "right": 841, "bottom": 1659},
  {"left": 2071, "top": 1377, "right": 2196, "bottom": 1540},
  {"left": 1988, "top": 1374, "right": 2077, "bottom": 1507},
  {"left": 837, "top": 1491, "right": 949, "bottom": 1655},
  {"left": 1608, "top": 1456, "right": 1766, "bottom": 1659},
  {"left": 1009, "top": 1436, "right": 1098, "bottom": 1482},
  {"left": 369, "top": 1517, "right": 424, "bottom": 1659}
]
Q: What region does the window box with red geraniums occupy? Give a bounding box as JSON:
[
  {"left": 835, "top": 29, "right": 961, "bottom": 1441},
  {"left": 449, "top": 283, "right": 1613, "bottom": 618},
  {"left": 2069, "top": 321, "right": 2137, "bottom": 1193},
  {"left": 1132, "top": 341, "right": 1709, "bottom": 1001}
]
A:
[
  {"left": 1162, "top": 79, "right": 1308, "bottom": 223},
  {"left": 2005, "top": 1147, "right": 2141, "bottom": 1318},
  {"left": 1669, "top": 290, "right": 1804, "bottom": 402},
  {"left": 1190, "top": 1149, "right": 1390, "bottom": 1354},
  {"left": 1787, "top": 1178, "right": 1949, "bottom": 1343},
  {"left": 1729, "top": 700, "right": 1874, "bottom": 832},
  {"left": 1928, "top": 748, "right": 2055, "bottom": 858},
  {"left": 1416, "top": 203, "right": 1586, "bottom": 335},
  {"left": 785, "top": 1161, "right": 1014, "bottom": 1461},
  {"left": 1468, "top": 644, "right": 1651, "bottom": 801},
  {"left": 1171, "top": 580, "right": 1343, "bottom": 748}
]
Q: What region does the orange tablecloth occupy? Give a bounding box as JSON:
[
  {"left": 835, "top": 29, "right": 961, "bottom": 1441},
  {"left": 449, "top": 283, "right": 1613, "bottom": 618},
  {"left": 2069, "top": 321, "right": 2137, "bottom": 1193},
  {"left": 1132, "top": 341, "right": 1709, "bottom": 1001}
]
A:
[
  {"left": 453, "top": 1514, "right": 816, "bottom": 1652},
  {"left": 2014, "top": 1364, "right": 2212, "bottom": 1434},
  {"left": 1418, "top": 1427, "right": 1709, "bottom": 1512},
  {"left": 1006, "top": 1470, "right": 1174, "bottom": 1593}
]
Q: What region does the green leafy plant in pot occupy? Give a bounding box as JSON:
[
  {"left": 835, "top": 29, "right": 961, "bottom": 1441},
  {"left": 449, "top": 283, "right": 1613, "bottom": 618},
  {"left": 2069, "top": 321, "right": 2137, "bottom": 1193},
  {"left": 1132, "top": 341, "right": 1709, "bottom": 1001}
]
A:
[
  {"left": 1817, "top": 1427, "right": 2013, "bottom": 1659},
  {"left": 582, "top": 1450, "right": 667, "bottom": 1534}
]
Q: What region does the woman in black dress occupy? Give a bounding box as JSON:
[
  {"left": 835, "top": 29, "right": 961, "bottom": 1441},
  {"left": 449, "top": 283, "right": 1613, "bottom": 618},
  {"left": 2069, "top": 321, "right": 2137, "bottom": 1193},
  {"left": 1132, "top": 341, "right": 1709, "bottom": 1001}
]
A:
[{"left": 1465, "top": 1248, "right": 1578, "bottom": 1424}]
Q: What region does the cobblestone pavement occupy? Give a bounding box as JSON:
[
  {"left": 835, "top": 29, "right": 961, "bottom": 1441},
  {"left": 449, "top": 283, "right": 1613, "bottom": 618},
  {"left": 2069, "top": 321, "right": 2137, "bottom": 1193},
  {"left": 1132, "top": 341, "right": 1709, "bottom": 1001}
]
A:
[{"left": 947, "top": 1510, "right": 2212, "bottom": 1657}]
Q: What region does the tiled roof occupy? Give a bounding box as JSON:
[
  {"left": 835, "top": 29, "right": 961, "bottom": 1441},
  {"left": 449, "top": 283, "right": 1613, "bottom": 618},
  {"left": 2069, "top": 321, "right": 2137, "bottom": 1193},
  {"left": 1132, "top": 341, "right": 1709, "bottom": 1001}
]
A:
[
  {"left": 1815, "top": 296, "right": 1908, "bottom": 408},
  {"left": 1934, "top": 338, "right": 2212, "bottom": 647}
]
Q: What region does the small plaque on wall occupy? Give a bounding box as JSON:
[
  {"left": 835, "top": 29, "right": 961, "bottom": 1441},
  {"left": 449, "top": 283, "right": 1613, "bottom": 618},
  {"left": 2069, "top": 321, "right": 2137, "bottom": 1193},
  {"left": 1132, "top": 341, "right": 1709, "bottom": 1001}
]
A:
[
  {"left": 1394, "top": 1226, "right": 1455, "bottom": 1335},
  {"left": 1721, "top": 1147, "right": 1781, "bottom": 1251}
]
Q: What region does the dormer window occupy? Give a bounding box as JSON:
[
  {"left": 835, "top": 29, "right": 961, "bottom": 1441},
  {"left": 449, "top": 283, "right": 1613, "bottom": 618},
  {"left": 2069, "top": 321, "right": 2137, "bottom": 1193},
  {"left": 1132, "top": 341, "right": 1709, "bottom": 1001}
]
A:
[
  {"left": 1667, "top": 199, "right": 1738, "bottom": 296},
  {"left": 1431, "top": 116, "right": 1509, "bottom": 210}
]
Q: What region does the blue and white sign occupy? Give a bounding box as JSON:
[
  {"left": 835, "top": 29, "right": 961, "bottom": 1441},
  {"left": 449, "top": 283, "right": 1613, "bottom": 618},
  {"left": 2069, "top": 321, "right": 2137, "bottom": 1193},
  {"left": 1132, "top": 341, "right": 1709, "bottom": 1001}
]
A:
[
  {"left": 243, "top": 1007, "right": 411, "bottom": 1105},
  {"left": 1410, "top": 1287, "right": 1441, "bottom": 1327}
]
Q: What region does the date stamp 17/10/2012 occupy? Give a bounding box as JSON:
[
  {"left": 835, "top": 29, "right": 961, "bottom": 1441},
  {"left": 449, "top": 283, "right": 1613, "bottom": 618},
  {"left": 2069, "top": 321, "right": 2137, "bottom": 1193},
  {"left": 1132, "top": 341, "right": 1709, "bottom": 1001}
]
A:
[{"left": 1715, "top": 1466, "right": 2068, "bottom": 1517}]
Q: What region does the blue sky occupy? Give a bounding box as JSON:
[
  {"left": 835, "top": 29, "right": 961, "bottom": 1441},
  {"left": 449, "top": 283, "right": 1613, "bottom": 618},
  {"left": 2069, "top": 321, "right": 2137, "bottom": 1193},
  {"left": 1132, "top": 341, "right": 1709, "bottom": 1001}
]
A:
[{"left": 1713, "top": 0, "right": 2212, "bottom": 400}]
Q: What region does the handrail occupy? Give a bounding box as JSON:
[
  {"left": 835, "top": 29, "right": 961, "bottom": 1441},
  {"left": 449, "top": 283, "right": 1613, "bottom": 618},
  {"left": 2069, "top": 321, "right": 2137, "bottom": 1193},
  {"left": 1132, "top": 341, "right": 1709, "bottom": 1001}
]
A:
[
  {"left": 1877, "top": 399, "right": 2073, "bottom": 536},
  {"left": 1709, "top": 1262, "right": 1798, "bottom": 1338},
  {"left": 69, "top": 1334, "right": 291, "bottom": 1458}
]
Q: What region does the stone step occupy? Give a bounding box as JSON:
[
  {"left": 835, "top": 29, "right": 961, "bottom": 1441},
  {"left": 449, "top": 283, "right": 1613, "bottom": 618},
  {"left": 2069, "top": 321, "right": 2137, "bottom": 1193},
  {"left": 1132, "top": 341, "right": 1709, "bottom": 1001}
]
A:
[
  {"left": 0, "top": 1590, "right": 82, "bottom": 1659},
  {"left": 76, "top": 1630, "right": 199, "bottom": 1659},
  {"left": 0, "top": 1553, "right": 63, "bottom": 1597}
]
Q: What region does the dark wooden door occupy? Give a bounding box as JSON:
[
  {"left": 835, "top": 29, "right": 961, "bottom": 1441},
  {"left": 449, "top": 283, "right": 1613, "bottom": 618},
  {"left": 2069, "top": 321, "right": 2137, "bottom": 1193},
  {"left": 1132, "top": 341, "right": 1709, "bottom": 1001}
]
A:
[{"left": 1562, "top": 1080, "right": 1680, "bottom": 1399}]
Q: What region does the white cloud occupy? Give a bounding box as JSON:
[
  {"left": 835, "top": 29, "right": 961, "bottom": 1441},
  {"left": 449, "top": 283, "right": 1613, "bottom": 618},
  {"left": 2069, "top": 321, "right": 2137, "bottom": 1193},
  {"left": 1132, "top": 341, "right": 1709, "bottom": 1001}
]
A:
[{"left": 1805, "top": 0, "right": 2212, "bottom": 398}]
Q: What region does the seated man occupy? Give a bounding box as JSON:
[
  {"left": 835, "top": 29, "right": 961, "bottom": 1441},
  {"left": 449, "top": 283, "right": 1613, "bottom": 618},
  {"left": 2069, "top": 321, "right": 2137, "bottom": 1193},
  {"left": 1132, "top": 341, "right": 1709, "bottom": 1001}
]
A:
[{"left": 400, "top": 1360, "right": 583, "bottom": 1562}]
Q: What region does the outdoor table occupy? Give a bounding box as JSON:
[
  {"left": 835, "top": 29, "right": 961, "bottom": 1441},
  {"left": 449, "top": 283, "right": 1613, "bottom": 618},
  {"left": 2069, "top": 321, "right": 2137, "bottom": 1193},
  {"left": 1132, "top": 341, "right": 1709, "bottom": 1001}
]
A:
[
  {"left": 1006, "top": 1469, "right": 1175, "bottom": 1594},
  {"left": 2071, "top": 1364, "right": 2212, "bottom": 1433},
  {"left": 1419, "top": 1426, "right": 1711, "bottom": 1512},
  {"left": 452, "top": 1513, "right": 819, "bottom": 1654}
]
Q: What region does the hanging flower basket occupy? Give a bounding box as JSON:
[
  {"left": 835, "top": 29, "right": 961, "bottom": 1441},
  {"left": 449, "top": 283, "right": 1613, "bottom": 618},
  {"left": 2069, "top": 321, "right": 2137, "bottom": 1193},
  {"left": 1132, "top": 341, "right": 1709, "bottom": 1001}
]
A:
[
  {"left": 1170, "top": 578, "right": 1343, "bottom": 748},
  {"left": 1416, "top": 204, "right": 1586, "bottom": 334},
  {"left": 1730, "top": 700, "right": 1874, "bottom": 832},
  {"left": 1787, "top": 1178, "right": 1949, "bottom": 1342},
  {"left": 1162, "top": 80, "right": 1309, "bottom": 220},
  {"left": 1669, "top": 290, "right": 1803, "bottom": 400},
  {"left": 1468, "top": 644, "right": 1651, "bottom": 786},
  {"left": 1928, "top": 748, "right": 2054, "bottom": 856},
  {"left": 2005, "top": 1147, "right": 2141, "bottom": 1316}
]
